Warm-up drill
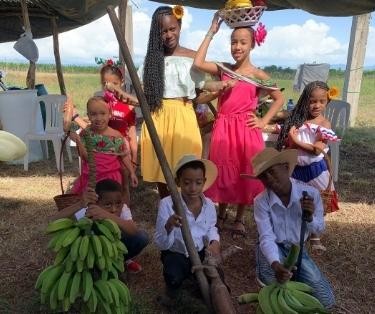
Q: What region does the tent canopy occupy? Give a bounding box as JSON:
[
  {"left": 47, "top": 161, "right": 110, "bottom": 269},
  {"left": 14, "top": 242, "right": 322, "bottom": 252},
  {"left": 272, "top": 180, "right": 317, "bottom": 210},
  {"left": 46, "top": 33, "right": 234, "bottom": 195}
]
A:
[
  {"left": 0, "top": 0, "right": 120, "bottom": 43},
  {"left": 151, "top": 0, "right": 375, "bottom": 17}
]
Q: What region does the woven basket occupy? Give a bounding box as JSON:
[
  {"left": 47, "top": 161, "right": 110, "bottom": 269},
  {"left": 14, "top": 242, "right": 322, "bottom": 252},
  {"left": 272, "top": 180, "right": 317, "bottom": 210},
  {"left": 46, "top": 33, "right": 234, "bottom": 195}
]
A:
[
  {"left": 319, "top": 150, "right": 338, "bottom": 214},
  {"left": 53, "top": 134, "right": 80, "bottom": 211},
  {"left": 218, "top": 6, "right": 266, "bottom": 28}
]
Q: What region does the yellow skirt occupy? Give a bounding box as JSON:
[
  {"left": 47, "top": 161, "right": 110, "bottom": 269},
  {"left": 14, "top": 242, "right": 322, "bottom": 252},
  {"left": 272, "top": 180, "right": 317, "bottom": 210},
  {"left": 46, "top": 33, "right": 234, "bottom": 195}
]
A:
[{"left": 141, "top": 99, "right": 202, "bottom": 183}]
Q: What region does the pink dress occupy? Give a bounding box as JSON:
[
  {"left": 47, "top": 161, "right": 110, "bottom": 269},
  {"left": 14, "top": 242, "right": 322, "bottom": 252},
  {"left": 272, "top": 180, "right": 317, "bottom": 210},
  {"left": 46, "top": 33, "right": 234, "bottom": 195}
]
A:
[{"left": 205, "top": 72, "right": 264, "bottom": 205}]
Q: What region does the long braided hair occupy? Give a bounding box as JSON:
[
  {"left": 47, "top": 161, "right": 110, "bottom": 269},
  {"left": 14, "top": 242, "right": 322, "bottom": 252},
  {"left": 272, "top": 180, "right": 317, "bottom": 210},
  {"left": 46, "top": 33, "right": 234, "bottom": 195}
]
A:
[
  {"left": 276, "top": 81, "right": 330, "bottom": 151},
  {"left": 143, "top": 6, "right": 181, "bottom": 112}
]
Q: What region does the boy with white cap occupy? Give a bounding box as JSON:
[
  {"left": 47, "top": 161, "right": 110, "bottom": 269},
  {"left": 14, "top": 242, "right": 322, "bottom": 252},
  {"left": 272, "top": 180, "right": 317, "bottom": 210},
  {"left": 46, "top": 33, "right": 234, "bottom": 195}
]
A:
[{"left": 242, "top": 147, "right": 335, "bottom": 308}]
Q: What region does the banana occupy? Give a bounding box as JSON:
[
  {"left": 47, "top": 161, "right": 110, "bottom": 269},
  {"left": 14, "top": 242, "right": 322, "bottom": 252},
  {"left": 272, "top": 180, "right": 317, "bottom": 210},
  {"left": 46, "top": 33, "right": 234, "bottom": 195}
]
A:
[
  {"left": 258, "top": 283, "right": 276, "bottom": 314},
  {"left": 35, "top": 265, "right": 55, "bottom": 290},
  {"left": 69, "top": 271, "right": 81, "bottom": 303},
  {"left": 57, "top": 271, "right": 72, "bottom": 301},
  {"left": 115, "top": 240, "right": 128, "bottom": 255},
  {"left": 283, "top": 280, "right": 314, "bottom": 293},
  {"left": 112, "top": 257, "right": 125, "bottom": 273},
  {"left": 76, "top": 258, "right": 84, "bottom": 272},
  {"left": 112, "top": 241, "right": 119, "bottom": 260},
  {"left": 277, "top": 288, "right": 298, "bottom": 314},
  {"left": 41, "top": 265, "right": 64, "bottom": 294},
  {"left": 238, "top": 292, "right": 258, "bottom": 304},
  {"left": 90, "top": 234, "right": 103, "bottom": 258},
  {"left": 46, "top": 218, "right": 74, "bottom": 233},
  {"left": 283, "top": 289, "right": 305, "bottom": 312},
  {"left": 270, "top": 286, "right": 283, "bottom": 314},
  {"left": 109, "top": 279, "right": 131, "bottom": 307},
  {"left": 53, "top": 228, "right": 74, "bottom": 252},
  {"left": 86, "top": 243, "right": 95, "bottom": 269},
  {"left": 47, "top": 229, "right": 66, "bottom": 250},
  {"left": 94, "top": 279, "right": 113, "bottom": 304},
  {"left": 283, "top": 244, "right": 300, "bottom": 270},
  {"left": 107, "top": 280, "right": 121, "bottom": 307},
  {"left": 96, "top": 292, "right": 112, "bottom": 314},
  {"left": 95, "top": 221, "right": 115, "bottom": 241},
  {"left": 64, "top": 254, "right": 74, "bottom": 273},
  {"left": 79, "top": 235, "right": 90, "bottom": 261},
  {"left": 54, "top": 246, "right": 70, "bottom": 266},
  {"left": 95, "top": 255, "right": 106, "bottom": 271},
  {"left": 82, "top": 270, "right": 93, "bottom": 302},
  {"left": 69, "top": 235, "right": 82, "bottom": 262},
  {"left": 101, "top": 269, "right": 109, "bottom": 281},
  {"left": 75, "top": 217, "right": 93, "bottom": 230},
  {"left": 99, "top": 235, "right": 114, "bottom": 258},
  {"left": 109, "top": 262, "right": 119, "bottom": 279},
  {"left": 62, "top": 227, "right": 81, "bottom": 248},
  {"left": 290, "top": 289, "right": 327, "bottom": 312},
  {"left": 256, "top": 304, "right": 264, "bottom": 314},
  {"left": 62, "top": 296, "right": 71, "bottom": 312},
  {"left": 88, "top": 286, "right": 98, "bottom": 313},
  {"left": 102, "top": 219, "right": 122, "bottom": 239},
  {"left": 49, "top": 280, "right": 59, "bottom": 311}
]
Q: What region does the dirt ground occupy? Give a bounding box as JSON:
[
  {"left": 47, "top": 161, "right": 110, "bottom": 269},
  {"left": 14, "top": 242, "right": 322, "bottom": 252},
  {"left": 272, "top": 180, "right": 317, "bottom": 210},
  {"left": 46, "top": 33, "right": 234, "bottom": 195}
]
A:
[{"left": 0, "top": 133, "right": 374, "bottom": 313}]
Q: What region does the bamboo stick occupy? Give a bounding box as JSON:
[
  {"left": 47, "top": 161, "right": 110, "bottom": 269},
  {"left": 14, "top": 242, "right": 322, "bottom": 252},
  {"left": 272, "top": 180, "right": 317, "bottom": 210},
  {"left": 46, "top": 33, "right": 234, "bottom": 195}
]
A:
[
  {"left": 106, "top": 5, "right": 212, "bottom": 310},
  {"left": 51, "top": 17, "right": 66, "bottom": 96}
]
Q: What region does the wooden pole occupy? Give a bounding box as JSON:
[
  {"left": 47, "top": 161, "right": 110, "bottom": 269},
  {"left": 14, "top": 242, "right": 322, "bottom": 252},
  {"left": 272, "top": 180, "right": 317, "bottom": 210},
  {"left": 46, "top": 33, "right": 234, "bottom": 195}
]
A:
[
  {"left": 106, "top": 5, "right": 212, "bottom": 310},
  {"left": 51, "top": 17, "right": 66, "bottom": 95},
  {"left": 342, "top": 13, "right": 371, "bottom": 127},
  {"left": 20, "top": 0, "right": 35, "bottom": 89}
]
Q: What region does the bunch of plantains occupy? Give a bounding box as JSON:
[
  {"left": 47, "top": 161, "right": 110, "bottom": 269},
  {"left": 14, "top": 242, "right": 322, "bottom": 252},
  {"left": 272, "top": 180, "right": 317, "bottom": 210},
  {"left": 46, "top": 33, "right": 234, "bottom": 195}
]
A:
[
  {"left": 238, "top": 245, "right": 329, "bottom": 314},
  {"left": 35, "top": 217, "right": 131, "bottom": 313}
]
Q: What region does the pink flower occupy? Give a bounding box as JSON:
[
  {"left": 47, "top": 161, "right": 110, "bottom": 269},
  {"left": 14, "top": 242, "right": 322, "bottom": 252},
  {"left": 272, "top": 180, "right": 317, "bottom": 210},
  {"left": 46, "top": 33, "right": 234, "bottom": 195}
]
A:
[
  {"left": 97, "top": 140, "right": 106, "bottom": 148},
  {"left": 254, "top": 23, "right": 267, "bottom": 46},
  {"left": 106, "top": 59, "right": 114, "bottom": 66}
]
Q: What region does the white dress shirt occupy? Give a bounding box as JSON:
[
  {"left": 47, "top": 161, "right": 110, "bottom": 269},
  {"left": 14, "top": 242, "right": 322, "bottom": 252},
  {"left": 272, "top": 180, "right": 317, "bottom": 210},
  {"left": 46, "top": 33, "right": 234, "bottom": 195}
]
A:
[
  {"left": 75, "top": 204, "right": 132, "bottom": 221},
  {"left": 154, "top": 194, "right": 220, "bottom": 256},
  {"left": 254, "top": 179, "right": 324, "bottom": 265}
]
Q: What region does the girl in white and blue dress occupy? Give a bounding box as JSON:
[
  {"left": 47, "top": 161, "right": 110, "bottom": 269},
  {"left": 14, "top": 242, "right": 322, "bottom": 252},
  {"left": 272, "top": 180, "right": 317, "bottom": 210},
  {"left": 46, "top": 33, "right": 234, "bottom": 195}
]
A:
[{"left": 276, "top": 81, "right": 339, "bottom": 252}]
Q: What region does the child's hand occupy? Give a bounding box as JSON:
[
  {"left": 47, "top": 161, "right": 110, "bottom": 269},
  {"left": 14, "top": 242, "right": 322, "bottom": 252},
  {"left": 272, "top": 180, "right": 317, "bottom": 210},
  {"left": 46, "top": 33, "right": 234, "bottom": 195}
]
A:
[
  {"left": 82, "top": 188, "right": 98, "bottom": 207},
  {"left": 220, "top": 79, "right": 237, "bottom": 92},
  {"left": 165, "top": 214, "right": 183, "bottom": 233},
  {"left": 209, "top": 11, "right": 223, "bottom": 35},
  {"left": 86, "top": 204, "right": 111, "bottom": 220},
  {"left": 130, "top": 172, "right": 138, "bottom": 187},
  {"left": 69, "top": 131, "right": 80, "bottom": 143},
  {"left": 300, "top": 194, "right": 314, "bottom": 222},
  {"left": 207, "top": 240, "right": 221, "bottom": 257},
  {"left": 246, "top": 112, "right": 265, "bottom": 129},
  {"left": 271, "top": 261, "right": 294, "bottom": 283}
]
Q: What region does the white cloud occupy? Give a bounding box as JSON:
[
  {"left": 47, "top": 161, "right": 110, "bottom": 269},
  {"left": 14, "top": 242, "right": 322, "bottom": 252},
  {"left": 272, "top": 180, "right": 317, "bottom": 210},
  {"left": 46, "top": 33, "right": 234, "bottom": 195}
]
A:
[{"left": 364, "top": 26, "right": 375, "bottom": 64}]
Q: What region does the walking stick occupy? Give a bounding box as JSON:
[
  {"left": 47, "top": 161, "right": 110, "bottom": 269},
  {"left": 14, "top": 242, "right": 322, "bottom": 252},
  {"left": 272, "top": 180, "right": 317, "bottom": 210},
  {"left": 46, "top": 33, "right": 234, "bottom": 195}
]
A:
[
  {"left": 106, "top": 6, "right": 212, "bottom": 310},
  {"left": 295, "top": 191, "right": 310, "bottom": 281}
]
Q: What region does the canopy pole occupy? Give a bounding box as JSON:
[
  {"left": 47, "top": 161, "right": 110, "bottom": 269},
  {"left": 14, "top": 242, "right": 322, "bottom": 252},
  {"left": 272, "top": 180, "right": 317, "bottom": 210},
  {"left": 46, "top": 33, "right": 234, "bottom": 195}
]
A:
[
  {"left": 106, "top": 5, "right": 212, "bottom": 310},
  {"left": 51, "top": 17, "right": 66, "bottom": 95},
  {"left": 21, "top": 0, "right": 35, "bottom": 89},
  {"left": 343, "top": 13, "right": 371, "bottom": 127}
]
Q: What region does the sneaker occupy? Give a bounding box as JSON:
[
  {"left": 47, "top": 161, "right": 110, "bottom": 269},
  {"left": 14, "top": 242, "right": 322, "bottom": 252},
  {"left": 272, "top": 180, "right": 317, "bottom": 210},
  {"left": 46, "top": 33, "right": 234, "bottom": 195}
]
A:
[{"left": 126, "top": 259, "right": 142, "bottom": 274}]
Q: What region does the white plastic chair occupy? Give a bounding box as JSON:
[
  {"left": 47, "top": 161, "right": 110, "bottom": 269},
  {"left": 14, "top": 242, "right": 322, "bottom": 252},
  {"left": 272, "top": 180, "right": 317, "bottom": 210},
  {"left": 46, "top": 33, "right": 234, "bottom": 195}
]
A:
[
  {"left": 324, "top": 100, "right": 350, "bottom": 182},
  {"left": 23, "top": 95, "right": 72, "bottom": 171}
]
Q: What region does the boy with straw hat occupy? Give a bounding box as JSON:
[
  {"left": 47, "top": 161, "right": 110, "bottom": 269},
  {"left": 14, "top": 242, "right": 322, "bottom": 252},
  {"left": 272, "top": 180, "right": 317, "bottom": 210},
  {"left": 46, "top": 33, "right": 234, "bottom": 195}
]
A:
[
  {"left": 242, "top": 147, "right": 335, "bottom": 308},
  {"left": 154, "top": 154, "right": 221, "bottom": 301}
]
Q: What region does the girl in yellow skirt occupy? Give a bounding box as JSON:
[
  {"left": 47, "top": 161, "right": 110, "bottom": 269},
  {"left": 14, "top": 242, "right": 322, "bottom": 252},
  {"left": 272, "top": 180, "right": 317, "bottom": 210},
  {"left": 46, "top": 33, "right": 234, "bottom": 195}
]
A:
[{"left": 139, "top": 6, "right": 206, "bottom": 198}]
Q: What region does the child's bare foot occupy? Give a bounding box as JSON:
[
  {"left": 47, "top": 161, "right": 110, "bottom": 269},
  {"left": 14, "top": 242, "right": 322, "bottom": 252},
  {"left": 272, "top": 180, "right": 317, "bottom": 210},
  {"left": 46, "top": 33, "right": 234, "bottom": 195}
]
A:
[
  {"left": 310, "top": 238, "right": 326, "bottom": 255},
  {"left": 231, "top": 219, "right": 246, "bottom": 239},
  {"left": 216, "top": 213, "right": 227, "bottom": 232}
]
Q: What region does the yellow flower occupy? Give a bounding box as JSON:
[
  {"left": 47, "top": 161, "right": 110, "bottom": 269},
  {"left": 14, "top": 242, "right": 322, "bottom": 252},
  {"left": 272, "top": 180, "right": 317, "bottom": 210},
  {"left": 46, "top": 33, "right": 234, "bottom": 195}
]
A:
[
  {"left": 172, "top": 5, "right": 184, "bottom": 20},
  {"left": 328, "top": 86, "right": 340, "bottom": 99}
]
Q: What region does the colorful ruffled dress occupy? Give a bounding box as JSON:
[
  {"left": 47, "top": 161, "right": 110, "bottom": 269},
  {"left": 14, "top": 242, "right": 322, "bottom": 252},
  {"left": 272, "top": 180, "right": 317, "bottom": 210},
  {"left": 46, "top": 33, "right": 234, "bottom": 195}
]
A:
[
  {"left": 204, "top": 71, "right": 265, "bottom": 205},
  {"left": 291, "top": 123, "right": 339, "bottom": 212},
  {"left": 71, "top": 129, "right": 127, "bottom": 195},
  {"left": 138, "top": 56, "right": 204, "bottom": 183}
]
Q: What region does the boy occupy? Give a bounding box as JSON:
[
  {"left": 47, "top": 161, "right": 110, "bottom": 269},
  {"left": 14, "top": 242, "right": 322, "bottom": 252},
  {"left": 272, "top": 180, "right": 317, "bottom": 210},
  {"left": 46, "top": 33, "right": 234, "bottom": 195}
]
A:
[
  {"left": 54, "top": 179, "right": 149, "bottom": 273},
  {"left": 242, "top": 147, "right": 335, "bottom": 308},
  {"left": 154, "top": 155, "right": 220, "bottom": 299}
]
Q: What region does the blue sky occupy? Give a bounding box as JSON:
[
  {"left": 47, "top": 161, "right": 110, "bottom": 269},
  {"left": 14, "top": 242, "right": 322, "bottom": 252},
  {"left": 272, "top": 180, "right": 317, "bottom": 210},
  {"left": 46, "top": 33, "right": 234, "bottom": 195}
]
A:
[{"left": 0, "top": 1, "right": 373, "bottom": 68}]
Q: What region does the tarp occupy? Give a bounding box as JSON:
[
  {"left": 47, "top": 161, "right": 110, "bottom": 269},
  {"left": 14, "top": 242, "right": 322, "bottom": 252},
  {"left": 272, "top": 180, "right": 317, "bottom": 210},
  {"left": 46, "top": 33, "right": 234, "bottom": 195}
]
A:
[
  {"left": 0, "top": 0, "right": 120, "bottom": 43},
  {"left": 293, "top": 63, "right": 330, "bottom": 93},
  {"left": 151, "top": 0, "right": 375, "bottom": 17}
]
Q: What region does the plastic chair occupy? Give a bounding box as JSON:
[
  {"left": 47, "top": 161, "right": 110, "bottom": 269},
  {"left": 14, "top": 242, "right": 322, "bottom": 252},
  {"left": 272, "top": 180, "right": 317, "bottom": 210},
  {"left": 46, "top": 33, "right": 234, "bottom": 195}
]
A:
[
  {"left": 23, "top": 95, "right": 72, "bottom": 171},
  {"left": 324, "top": 100, "right": 350, "bottom": 182}
]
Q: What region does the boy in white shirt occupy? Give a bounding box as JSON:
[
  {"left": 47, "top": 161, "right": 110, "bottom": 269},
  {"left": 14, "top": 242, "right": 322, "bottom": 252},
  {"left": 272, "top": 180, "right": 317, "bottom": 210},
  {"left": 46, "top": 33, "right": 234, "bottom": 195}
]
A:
[
  {"left": 242, "top": 148, "right": 335, "bottom": 308},
  {"left": 154, "top": 155, "right": 220, "bottom": 299},
  {"left": 54, "top": 179, "right": 149, "bottom": 273}
]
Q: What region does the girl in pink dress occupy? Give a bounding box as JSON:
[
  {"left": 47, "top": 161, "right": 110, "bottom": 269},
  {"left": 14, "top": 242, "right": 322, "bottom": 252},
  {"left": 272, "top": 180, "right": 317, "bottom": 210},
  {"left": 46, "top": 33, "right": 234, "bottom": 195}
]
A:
[{"left": 194, "top": 13, "right": 284, "bottom": 235}]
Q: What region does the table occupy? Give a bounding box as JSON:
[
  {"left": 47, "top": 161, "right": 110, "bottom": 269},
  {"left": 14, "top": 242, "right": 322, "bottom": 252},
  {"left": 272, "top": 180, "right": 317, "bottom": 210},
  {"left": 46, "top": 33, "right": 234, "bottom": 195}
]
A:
[{"left": 0, "top": 89, "right": 44, "bottom": 164}]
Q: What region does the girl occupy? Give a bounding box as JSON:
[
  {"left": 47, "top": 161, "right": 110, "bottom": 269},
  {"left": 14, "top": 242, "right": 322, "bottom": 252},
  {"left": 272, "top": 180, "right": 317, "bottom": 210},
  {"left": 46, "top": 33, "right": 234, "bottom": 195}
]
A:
[
  {"left": 193, "top": 14, "right": 284, "bottom": 236},
  {"left": 139, "top": 6, "right": 207, "bottom": 199},
  {"left": 276, "top": 81, "right": 339, "bottom": 252},
  {"left": 69, "top": 96, "right": 138, "bottom": 195}
]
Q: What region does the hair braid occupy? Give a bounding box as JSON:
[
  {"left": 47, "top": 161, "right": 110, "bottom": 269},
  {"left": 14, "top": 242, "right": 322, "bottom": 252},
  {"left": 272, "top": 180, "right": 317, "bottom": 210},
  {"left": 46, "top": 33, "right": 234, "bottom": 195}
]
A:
[
  {"left": 276, "top": 81, "right": 329, "bottom": 151},
  {"left": 143, "top": 6, "right": 176, "bottom": 113}
]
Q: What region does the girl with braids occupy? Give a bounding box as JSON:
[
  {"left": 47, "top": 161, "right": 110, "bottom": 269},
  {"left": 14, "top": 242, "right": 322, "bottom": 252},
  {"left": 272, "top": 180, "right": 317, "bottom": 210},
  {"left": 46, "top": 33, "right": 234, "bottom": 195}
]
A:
[
  {"left": 193, "top": 13, "right": 284, "bottom": 236},
  {"left": 138, "top": 5, "right": 207, "bottom": 199},
  {"left": 276, "top": 81, "right": 339, "bottom": 253}
]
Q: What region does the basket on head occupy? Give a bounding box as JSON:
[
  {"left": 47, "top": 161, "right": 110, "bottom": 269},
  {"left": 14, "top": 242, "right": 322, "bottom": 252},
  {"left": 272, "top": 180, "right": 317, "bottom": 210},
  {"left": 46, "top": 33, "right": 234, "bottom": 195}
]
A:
[{"left": 218, "top": 6, "right": 266, "bottom": 29}]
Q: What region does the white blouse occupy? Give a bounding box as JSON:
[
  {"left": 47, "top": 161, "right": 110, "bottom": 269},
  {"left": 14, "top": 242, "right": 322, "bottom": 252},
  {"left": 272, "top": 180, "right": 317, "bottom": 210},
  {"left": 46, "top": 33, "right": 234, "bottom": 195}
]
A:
[{"left": 138, "top": 56, "right": 205, "bottom": 99}]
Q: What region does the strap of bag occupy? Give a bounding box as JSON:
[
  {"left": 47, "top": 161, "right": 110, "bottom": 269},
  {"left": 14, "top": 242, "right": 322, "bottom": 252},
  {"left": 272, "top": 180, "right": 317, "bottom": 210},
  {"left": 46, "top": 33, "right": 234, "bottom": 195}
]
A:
[{"left": 59, "top": 133, "right": 70, "bottom": 195}]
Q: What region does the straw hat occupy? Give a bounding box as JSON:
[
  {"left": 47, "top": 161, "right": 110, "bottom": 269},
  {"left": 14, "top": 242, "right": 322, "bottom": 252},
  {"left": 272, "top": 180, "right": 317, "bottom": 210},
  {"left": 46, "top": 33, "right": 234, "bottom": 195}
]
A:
[
  {"left": 174, "top": 155, "right": 218, "bottom": 192},
  {"left": 241, "top": 148, "right": 297, "bottom": 178},
  {"left": 0, "top": 130, "right": 27, "bottom": 161}
]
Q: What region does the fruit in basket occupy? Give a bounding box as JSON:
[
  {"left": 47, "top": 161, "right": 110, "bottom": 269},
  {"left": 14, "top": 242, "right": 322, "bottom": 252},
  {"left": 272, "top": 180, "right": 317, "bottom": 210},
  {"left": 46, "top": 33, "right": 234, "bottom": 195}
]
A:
[{"left": 225, "top": 0, "right": 253, "bottom": 9}]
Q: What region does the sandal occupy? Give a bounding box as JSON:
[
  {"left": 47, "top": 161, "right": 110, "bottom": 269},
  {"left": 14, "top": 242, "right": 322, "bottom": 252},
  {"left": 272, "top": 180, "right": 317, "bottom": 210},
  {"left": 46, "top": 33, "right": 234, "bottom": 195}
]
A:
[
  {"left": 231, "top": 219, "right": 247, "bottom": 239},
  {"left": 310, "top": 238, "right": 326, "bottom": 255},
  {"left": 216, "top": 213, "right": 228, "bottom": 232}
]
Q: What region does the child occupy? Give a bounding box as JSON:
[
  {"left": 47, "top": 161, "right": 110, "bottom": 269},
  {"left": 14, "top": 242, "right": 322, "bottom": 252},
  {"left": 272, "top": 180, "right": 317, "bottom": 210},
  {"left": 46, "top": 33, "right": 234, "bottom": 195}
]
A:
[
  {"left": 244, "top": 147, "right": 335, "bottom": 308},
  {"left": 69, "top": 96, "right": 138, "bottom": 195},
  {"left": 276, "top": 81, "right": 339, "bottom": 252},
  {"left": 193, "top": 13, "right": 284, "bottom": 236},
  {"left": 53, "top": 179, "right": 149, "bottom": 273},
  {"left": 154, "top": 155, "right": 220, "bottom": 300}
]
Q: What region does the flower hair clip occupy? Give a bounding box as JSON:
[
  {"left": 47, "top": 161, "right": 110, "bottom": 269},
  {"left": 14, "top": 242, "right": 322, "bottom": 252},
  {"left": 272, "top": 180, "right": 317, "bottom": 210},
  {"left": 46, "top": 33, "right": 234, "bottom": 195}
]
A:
[
  {"left": 254, "top": 22, "right": 267, "bottom": 46},
  {"left": 172, "top": 5, "right": 184, "bottom": 20},
  {"left": 328, "top": 86, "right": 340, "bottom": 100},
  {"left": 95, "top": 57, "right": 121, "bottom": 67}
]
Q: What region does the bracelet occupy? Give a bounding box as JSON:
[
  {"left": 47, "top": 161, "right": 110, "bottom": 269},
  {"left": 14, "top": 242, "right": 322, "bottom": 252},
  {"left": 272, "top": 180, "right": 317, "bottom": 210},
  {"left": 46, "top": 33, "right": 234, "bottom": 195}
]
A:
[
  {"left": 72, "top": 113, "right": 79, "bottom": 121},
  {"left": 205, "top": 31, "right": 214, "bottom": 39}
]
